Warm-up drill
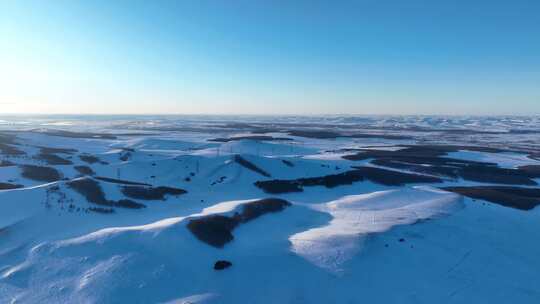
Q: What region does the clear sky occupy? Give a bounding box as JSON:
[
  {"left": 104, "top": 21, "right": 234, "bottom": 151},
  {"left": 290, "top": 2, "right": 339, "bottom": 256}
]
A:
[{"left": 1, "top": 0, "right": 539, "bottom": 115}]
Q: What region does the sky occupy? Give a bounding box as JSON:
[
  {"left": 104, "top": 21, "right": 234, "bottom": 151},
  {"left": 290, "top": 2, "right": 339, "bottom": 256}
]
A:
[{"left": 0, "top": 0, "right": 539, "bottom": 115}]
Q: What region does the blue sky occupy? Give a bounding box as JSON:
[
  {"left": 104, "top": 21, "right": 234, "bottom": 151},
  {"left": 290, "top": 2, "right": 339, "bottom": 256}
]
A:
[{"left": 1, "top": 0, "right": 539, "bottom": 115}]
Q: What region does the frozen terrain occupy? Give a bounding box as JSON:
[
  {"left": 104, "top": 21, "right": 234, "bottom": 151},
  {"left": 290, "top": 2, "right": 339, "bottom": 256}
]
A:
[{"left": 1, "top": 115, "right": 540, "bottom": 303}]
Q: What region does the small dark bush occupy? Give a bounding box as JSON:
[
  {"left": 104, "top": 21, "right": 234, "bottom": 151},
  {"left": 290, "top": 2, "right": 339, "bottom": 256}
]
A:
[
  {"left": 214, "top": 260, "right": 232, "bottom": 270},
  {"left": 119, "top": 152, "right": 132, "bottom": 161}
]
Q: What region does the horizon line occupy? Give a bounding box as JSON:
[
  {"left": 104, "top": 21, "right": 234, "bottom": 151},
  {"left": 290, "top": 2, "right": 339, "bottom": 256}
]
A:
[{"left": 0, "top": 112, "right": 539, "bottom": 117}]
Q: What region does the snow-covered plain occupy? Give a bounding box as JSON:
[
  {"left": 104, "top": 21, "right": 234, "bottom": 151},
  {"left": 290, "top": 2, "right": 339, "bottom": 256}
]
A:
[{"left": 1, "top": 115, "right": 540, "bottom": 303}]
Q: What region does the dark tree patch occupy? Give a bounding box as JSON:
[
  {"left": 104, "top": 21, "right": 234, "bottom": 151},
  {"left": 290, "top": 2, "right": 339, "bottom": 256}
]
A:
[
  {"left": 282, "top": 159, "right": 294, "bottom": 167},
  {"left": 119, "top": 152, "right": 132, "bottom": 161},
  {"left": 255, "top": 167, "right": 442, "bottom": 194},
  {"left": 67, "top": 178, "right": 109, "bottom": 205},
  {"left": 211, "top": 176, "right": 227, "bottom": 186},
  {"left": 342, "top": 145, "right": 538, "bottom": 186},
  {"left": 255, "top": 171, "right": 365, "bottom": 194},
  {"left": 0, "top": 183, "right": 23, "bottom": 190},
  {"left": 38, "top": 129, "right": 117, "bottom": 139},
  {"left": 67, "top": 178, "right": 146, "bottom": 209},
  {"left": 442, "top": 186, "right": 540, "bottom": 210},
  {"left": 517, "top": 165, "right": 540, "bottom": 178},
  {"left": 233, "top": 155, "right": 271, "bottom": 177},
  {"left": 529, "top": 153, "right": 540, "bottom": 161},
  {"left": 236, "top": 198, "right": 291, "bottom": 222},
  {"left": 458, "top": 165, "right": 537, "bottom": 185},
  {"left": 39, "top": 146, "right": 77, "bottom": 154},
  {"left": 188, "top": 215, "right": 238, "bottom": 248},
  {"left": 370, "top": 158, "right": 461, "bottom": 178},
  {"left": 0, "top": 133, "right": 18, "bottom": 145},
  {"left": 373, "top": 159, "right": 537, "bottom": 185},
  {"left": 254, "top": 180, "right": 304, "bottom": 194},
  {"left": 0, "top": 143, "right": 25, "bottom": 156},
  {"left": 88, "top": 207, "right": 115, "bottom": 214},
  {"left": 34, "top": 153, "right": 73, "bottom": 165},
  {"left": 209, "top": 135, "right": 293, "bottom": 142},
  {"left": 187, "top": 198, "right": 291, "bottom": 248},
  {"left": 79, "top": 154, "right": 101, "bottom": 164},
  {"left": 74, "top": 165, "right": 96, "bottom": 176},
  {"left": 121, "top": 186, "right": 187, "bottom": 200},
  {"left": 20, "top": 165, "right": 62, "bottom": 182},
  {"left": 94, "top": 176, "right": 151, "bottom": 186},
  {"left": 288, "top": 130, "right": 342, "bottom": 139},
  {"left": 351, "top": 166, "right": 443, "bottom": 186},
  {"left": 116, "top": 199, "right": 146, "bottom": 209},
  {"left": 0, "top": 160, "right": 15, "bottom": 167},
  {"left": 287, "top": 130, "right": 412, "bottom": 140},
  {"left": 349, "top": 134, "right": 413, "bottom": 140},
  {"left": 342, "top": 145, "right": 506, "bottom": 161}
]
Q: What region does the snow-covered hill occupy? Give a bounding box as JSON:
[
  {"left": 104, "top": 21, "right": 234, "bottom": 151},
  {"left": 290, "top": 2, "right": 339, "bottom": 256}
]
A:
[{"left": 1, "top": 117, "right": 540, "bottom": 303}]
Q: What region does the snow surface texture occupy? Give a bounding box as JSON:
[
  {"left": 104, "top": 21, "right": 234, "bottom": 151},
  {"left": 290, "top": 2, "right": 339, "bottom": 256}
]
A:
[
  {"left": 290, "top": 187, "right": 464, "bottom": 273},
  {"left": 1, "top": 115, "right": 540, "bottom": 303}
]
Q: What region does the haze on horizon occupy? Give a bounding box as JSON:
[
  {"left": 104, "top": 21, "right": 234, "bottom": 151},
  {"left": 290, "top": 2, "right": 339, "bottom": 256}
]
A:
[{"left": 1, "top": 0, "right": 539, "bottom": 116}]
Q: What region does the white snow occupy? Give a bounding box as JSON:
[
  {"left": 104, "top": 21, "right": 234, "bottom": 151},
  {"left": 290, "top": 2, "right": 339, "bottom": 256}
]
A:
[
  {"left": 290, "top": 186, "right": 464, "bottom": 273},
  {"left": 162, "top": 293, "right": 218, "bottom": 304},
  {"left": 1, "top": 117, "right": 540, "bottom": 303}
]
